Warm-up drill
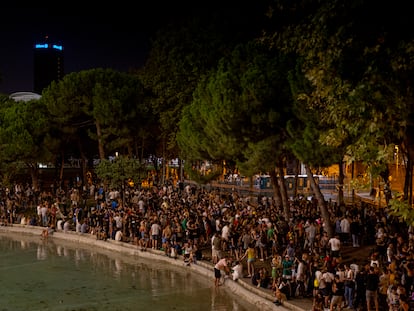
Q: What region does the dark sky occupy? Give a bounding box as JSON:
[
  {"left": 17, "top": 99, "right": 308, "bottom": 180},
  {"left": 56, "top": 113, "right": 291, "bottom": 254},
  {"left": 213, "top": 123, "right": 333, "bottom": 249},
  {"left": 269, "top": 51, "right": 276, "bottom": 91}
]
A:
[{"left": 0, "top": 4, "right": 218, "bottom": 94}]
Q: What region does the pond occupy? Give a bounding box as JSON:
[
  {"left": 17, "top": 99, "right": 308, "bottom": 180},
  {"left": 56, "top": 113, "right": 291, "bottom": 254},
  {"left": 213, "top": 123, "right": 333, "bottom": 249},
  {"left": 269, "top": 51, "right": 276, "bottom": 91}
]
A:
[{"left": 0, "top": 232, "right": 256, "bottom": 311}]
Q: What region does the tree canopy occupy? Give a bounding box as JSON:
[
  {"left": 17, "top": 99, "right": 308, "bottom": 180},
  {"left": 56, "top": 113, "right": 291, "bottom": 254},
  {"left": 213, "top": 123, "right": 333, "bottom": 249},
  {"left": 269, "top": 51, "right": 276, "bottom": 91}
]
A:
[{"left": 0, "top": 0, "right": 413, "bottom": 225}]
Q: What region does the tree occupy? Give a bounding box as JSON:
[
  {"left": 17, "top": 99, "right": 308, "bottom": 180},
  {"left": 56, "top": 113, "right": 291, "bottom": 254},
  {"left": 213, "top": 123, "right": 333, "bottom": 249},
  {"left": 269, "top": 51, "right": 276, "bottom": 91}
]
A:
[
  {"left": 178, "top": 40, "right": 295, "bottom": 218},
  {"left": 94, "top": 155, "right": 144, "bottom": 205},
  {"left": 0, "top": 96, "right": 51, "bottom": 190},
  {"left": 268, "top": 0, "right": 414, "bottom": 220},
  {"left": 41, "top": 68, "right": 151, "bottom": 166},
  {"left": 139, "top": 4, "right": 269, "bottom": 178}
]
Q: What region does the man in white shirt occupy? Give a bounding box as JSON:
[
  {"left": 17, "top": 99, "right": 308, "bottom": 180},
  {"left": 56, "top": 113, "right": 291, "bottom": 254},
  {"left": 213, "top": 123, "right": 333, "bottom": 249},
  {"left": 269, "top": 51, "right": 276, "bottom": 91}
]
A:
[
  {"left": 113, "top": 212, "right": 123, "bottom": 231},
  {"left": 221, "top": 222, "right": 230, "bottom": 251},
  {"left": 304, "top": 220, "right": 317, "bottom": 252},
  {"left": 295, "top": 258, "right": 307, "bottom": 297},
  {"left": 150, "top": 220, "right": 161, "bottom": 250},
  {"left": 328, "top": 234, "right": 341, "bottom": 259},
  {"left": 321, "top": 269, "right": 335, "bottom": 308},
  {"left": 211, "top": 232, "right": 222, "bottom": 264},
  {"left": 340, "top": 216, "right": 351, "bottom": 245}
]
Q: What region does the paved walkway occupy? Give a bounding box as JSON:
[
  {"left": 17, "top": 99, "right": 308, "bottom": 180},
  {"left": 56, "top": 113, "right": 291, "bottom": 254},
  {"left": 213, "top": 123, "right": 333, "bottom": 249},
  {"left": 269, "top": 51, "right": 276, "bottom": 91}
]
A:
[{"left": 208, "top": 179, "right": 382, "bottom": 207}]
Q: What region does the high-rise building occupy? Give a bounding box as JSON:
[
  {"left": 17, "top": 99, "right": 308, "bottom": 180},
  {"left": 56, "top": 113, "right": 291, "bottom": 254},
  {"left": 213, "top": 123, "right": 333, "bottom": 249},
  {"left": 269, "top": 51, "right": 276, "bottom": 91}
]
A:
[{"left": 33, "top": 36, "right": 64, "bottom": 94}]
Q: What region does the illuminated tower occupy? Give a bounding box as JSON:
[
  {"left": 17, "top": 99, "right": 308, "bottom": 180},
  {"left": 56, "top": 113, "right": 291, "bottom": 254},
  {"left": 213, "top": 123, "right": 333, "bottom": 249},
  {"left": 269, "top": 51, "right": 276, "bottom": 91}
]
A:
[{"left": 33, "top": 36, "right": 64, "bottom": 94}]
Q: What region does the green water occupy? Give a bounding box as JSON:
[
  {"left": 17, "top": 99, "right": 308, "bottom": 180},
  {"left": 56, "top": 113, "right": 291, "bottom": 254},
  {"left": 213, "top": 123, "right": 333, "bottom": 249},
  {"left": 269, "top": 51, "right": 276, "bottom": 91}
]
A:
[{"left": 0, "top": 234, "right": 255, "bottom": 311}]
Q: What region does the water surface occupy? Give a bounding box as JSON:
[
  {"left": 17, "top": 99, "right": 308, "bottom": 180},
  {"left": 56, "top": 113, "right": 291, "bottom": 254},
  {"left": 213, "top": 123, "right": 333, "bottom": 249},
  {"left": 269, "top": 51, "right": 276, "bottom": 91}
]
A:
[{"left": 0, "top": 233, "right": 255, "bottom": 311}]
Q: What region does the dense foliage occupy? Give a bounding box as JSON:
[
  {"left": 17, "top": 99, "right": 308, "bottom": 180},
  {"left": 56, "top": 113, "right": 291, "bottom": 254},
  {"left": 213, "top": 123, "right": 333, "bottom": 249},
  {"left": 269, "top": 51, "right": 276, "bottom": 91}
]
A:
[{"left": 0, "top": 0, "right": 413, "bottom": 224}]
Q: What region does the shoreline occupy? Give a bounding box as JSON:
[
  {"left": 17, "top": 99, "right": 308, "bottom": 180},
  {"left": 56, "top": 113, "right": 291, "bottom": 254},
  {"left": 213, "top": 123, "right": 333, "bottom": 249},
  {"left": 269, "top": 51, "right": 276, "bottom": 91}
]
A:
[{"left": 0, "top": 224, "right": 307, "bottom": 311}]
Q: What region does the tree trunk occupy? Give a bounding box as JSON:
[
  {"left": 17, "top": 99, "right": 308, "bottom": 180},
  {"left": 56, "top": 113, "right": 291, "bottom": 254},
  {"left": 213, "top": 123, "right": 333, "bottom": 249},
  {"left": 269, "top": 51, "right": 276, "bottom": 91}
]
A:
[
  {"left": 78, "top": 139, "right": 88, "bottom": 191},
  {"left": 405, "top": 112, "right": 414, "bottom": 205},
  {"left": 28, "top": 163, "right": 39, "bottom": 192},
  {"left": 404, "top": 149, "right": 413, "bottom": 205},
  {"left": 249, "top": 176, "right": 254, "bottom": 190},
  {"left": 59, "top": 152, "right": 65, "bottom": 183},
  {"left": 95, "top": 120, "right": 105, "bottom": 160},
  {"left": 306, "top": 165, "right": 333, "bottom": 237},
  {"left": 269, "top": 169, "right": 284, "bottom": 216},
  {"left": 140, "top": 136, "right": 145, "bottom": 163},
  {"left": 380, "top": 165, "right": 392, "bottom": 206},
  {"left": 276, "top": 166, "right": 290, "bottom": 219},
  {"left": 294, "top": 159, "right": 301, "bottom": 197},
  {"left": 338, "top": 161, "right": 345, "bottom": 206},
  {"left": 351, "top": 161, "right": 355, "bottom": 205}
]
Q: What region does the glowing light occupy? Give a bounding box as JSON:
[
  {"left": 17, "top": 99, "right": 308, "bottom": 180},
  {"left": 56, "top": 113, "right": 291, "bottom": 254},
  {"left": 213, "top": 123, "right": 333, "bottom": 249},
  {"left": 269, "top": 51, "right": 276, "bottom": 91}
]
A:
[
  {"left": 35, "top": 43, "right": 49, "bottom": 49},
  {"left": 35, "top": 43, "right": 63, "bottom": 50}
]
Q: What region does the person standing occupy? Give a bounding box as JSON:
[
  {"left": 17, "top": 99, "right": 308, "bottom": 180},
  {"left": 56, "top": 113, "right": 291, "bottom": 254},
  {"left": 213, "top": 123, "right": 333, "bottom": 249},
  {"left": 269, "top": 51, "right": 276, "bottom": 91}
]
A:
[
  {"left": 354, "top": 264, "right": 368, "bottom": 311},
  {"left": 350, "top": 216, "right": 361, "bottom": 247},
  {"left": 211, "top": 232, "right": 222, "bottom": 264},
  {"left": 321, "top": 268, "right": 335, "bottom": 309},
  {"left": 366, "top": 265, "right": 380, "bottom": 311},
  {"left": 328, "top": 234, "right": 341, "bottom": 259},
  {"left": 340, "top": 215, "right": 351, "bottom": 245},
  {"left": 304, "top": 220, "right": 317, "bottom": 253},
  {"left": 240, "top": 242, "right": 256, "bottom": 278},
  {"left": 150, "top": 220, "right": 161, "bottom": 250},
  {"left": 398, "top": 294, "right": 409, "bottom": 311},
  {"left": 281, "top": 254, "right": 294, "bottom": 281},
  {"left": 40, "top": 203, "right": 49, "bottom": 227},
  {"left": 214, "top": 256, "right": 230, "bottom": 287},
  {"left": 295, "top": 257, "right": 307, "bottom": 297},
  {"left": 344, "top": 263, "right": 355, "bottom": 309},
  {"left": 319, "top": 231, "right": 330, "bottom": 257},
  {"left": 330, "top": 274, "right": 345, "bottom": 311},
  {"left": 161, "top": 222, "right": 172, "bottom": 253},
  {"left": 378, "top": 267, "right": 390, "bottom": 310},
  {"left": 257, "top": 227, "right": 268, "bottom": 262},
  {"left": 241, "top": 229, "right": 252, "bottom": 256},
  {"left": 271, "top": 254, "right": 282, "bottom": 289},
  {"left": 221, "top": 221, "right": 230, "bottom": 252}
]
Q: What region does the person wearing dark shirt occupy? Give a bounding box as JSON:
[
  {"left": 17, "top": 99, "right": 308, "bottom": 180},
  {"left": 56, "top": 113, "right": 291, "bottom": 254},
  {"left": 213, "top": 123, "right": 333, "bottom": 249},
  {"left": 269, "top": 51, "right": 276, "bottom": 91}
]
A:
[
  {"left": 330, "top": 274, "right": 345, "bottom": 311},
  {"left": 350, "top": 216, "right": 361, "bottom": 247},
  {"left": 365, "top": 266, "right": 379, "bottom": 311},
  {"left": 354, "top": 265, "right": 368, "bottom": 310}
]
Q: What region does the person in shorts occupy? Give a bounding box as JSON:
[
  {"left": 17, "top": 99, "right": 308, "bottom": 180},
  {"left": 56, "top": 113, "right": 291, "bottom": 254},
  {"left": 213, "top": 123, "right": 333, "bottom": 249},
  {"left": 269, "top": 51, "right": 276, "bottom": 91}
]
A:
[{"left": 214, "top": 256, "right": 230, "bottom": 286}]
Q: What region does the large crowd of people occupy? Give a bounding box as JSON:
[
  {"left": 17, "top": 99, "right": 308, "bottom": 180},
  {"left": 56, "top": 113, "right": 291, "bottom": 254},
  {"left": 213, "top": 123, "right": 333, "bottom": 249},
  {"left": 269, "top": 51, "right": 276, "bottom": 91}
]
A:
[{"left": 1, "top": 180, "right": 414, "bottom": 311}]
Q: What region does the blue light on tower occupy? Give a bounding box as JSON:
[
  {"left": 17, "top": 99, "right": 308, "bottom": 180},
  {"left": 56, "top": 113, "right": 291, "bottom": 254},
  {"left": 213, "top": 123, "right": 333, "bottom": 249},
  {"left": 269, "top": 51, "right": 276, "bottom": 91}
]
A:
[
  {"left": 35, "top": 43, "right": 48, "bottom": 49},
  {"left": 35, "top": 43, "right": 63, "bottom": 51}
]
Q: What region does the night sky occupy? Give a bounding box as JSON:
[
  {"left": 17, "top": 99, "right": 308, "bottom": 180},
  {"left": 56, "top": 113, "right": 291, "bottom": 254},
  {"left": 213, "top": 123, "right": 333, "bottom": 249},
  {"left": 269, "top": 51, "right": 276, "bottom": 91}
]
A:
[{"left": 0, "top": 4, "right": 229, "bottom": 94}]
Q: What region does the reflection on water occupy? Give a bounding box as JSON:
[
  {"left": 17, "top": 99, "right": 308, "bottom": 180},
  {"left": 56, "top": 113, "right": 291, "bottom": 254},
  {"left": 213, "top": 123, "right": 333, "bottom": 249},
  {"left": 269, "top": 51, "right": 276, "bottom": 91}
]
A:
[{"left": 0, "top": 234, "right": 256, "bottom": 311}]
